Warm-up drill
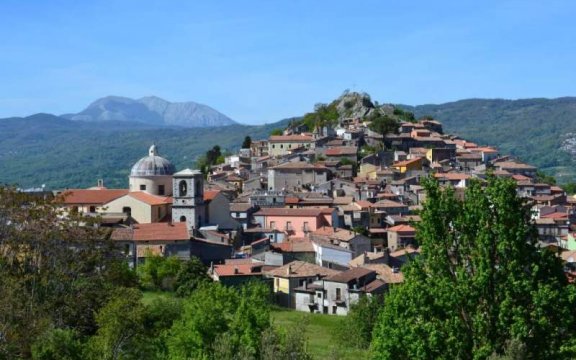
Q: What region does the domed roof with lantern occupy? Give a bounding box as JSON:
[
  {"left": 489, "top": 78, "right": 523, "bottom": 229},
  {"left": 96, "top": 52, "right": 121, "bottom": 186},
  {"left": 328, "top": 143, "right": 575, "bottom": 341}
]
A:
[{"left": 130, "top": 144, "right": 176, "bottom": 177}]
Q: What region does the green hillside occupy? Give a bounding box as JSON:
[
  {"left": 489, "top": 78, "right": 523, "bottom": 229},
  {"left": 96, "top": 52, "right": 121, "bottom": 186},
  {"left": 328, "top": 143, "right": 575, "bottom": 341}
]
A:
[{"left": 0, "top": 114, "right": 291, "bottom": 189}]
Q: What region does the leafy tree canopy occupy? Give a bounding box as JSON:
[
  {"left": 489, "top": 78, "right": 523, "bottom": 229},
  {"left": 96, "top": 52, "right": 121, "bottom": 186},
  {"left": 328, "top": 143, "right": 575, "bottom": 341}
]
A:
[{"left": 371, "top": 177, "right": 576, "bottom": 360}]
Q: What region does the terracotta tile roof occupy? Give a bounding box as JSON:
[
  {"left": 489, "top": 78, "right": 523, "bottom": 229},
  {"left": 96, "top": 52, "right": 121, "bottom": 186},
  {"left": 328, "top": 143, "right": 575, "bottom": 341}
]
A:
[
  {"left": 312, "top": 226, "right": 359, "bottom": 242},
  {"left": 129, "top": 192, "right": 172, "bottom": 206},
  {"left": 60, "top": 189, "right": 128, "bottom": 205},
  {"left": 325, "top": 267, "right": 374, "bottom": 283},
  {"left": 541, "top": 212, "right": 569, "bottom": 219},
  {"left": 204, "top": 190, "right": 220, "bottom": 202},
  {"left": 496, "top": 161, "right": 537, "bottom": 170},
  {"left": 387, "top": 224, "right": 416, "bottom": 233},
  {"left": 511, "top": 174, "right": 531, "bottom": 182},
  {"left": 270, "top": 238, "right": 314, "bottom": 253},
  {"left": 265, "top": 260, "right": 339, "bottom": 278},
  {"left": 361, "top": 278, "right": 387, "bottom": 293},
  {"left": 332, "top": 196, "right": 355, "bottom": 205},
  {"left": 111, "top": 222, "right": 189, "bottom": 242},
  {"left": 269, "top": 134, "right": 313, "bottom": 142},
  {"left": 362, "top": 264, "right": 404, "bottom": 283},
  {"left": 325, "top": 146, "right": 358, "bottom": 156},
  {"left": 254, "top": 207, "right": 334, "bottom": 217},
  {"left": 214, "top": 264, "right": 264, "bottom": 277}
]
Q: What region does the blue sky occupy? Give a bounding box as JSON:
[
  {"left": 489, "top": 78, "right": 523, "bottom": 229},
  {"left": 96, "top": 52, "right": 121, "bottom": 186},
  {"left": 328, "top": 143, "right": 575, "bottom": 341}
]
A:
[{"left": 1, "top": 0, "right": 575, "bottom": 124}]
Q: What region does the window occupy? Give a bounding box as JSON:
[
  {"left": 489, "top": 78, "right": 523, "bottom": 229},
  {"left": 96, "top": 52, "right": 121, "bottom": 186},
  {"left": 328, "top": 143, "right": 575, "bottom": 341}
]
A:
[
  {"left": 336, "top": 288, "right": 341, "bottom": 301},
  {"left": 158, "top": 185, "right": 165, "bottom": 195},
  {"left": 140, "top": 184, "right": 146, "bottom": 191},
  {"left": 332, "top": 306, "right": 337, "bottom": 314},
  {"left": 179, "top": 180, "right": 187, "bottom": 196},
  {"left": 89, "top": 206, "right": 96, "bottom": 213},
  {"left": 180, "top": 216, "right": 186, "bottom": 222},
  {"left": 270, "top": 221, "right": 276, "bottom": 229},
  {"left": 122, "top": 207, "right": 131, "bottom": 217},
  {"left": 272, "top": 144, "right": 276, "bottom": 149}
]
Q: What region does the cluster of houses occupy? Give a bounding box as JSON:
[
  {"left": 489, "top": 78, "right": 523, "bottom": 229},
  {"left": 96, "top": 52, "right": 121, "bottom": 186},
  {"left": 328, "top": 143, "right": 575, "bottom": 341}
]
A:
[{"left": 55, "top": 115, "right": 576, "bottom": 315}]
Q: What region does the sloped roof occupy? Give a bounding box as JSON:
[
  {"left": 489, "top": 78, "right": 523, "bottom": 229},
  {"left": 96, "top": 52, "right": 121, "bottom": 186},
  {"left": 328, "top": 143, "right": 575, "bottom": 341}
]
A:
[
  {"left": 269, "top": 135, "right": 313, "bottom": 142},
  {"left": 128, "top": 192, "right": 172, "bottom": 206},
  {"left": 111, "top": 222, "right": 189, "bottom": 242},
  {"left": 265, "top": 260, "right": 339, "bottom": 278},
  {"left": 60, "top": 189, "right": 129, "bottom": 205},
  {"left": 325, "top": 146, "right": 358, "bottom": 156},
  {"left": 325, "top": 267, "right": 374, "bottom": 283},
  {"left": 387, "top": 224, "right": 416, "bottom": 233},
  {"left": 204, "top": 190, "right": 220, "bottom": 202}
]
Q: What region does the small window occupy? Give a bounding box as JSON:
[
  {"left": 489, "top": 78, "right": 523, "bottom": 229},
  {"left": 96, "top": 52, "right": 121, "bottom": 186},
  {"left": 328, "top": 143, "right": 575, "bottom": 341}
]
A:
[
  {"left": 140, "top": 184, "right": 146, "bottom": 191},
  {"left": 270, "top": 221, "right": 276, "bottom": 229},
  {"left": 336, "top": 288, "right": 341, "bottom": 301},
  {"left": 280, "top": 144, "right": 284, "bottom": 148},
  {"left": 272, "top": 144, "right": 276, "bottom": 149},
  {"left": 180, "top": 216, "right": 186, "bottom": 222},
  {"left": 179, "top": 180, "right": 187, "bottom": 196},
  {"left": 158, "top": 185, "right": 165, "bottom": 195},
  {"left": 332, "top": 306, "right": 337, "bottom": 314},
  {"left": 89, "top": 206, "right": 96, "bottom": 213},
  {"left": 122, "top": 207, "right": 131, "bottom": 217}
]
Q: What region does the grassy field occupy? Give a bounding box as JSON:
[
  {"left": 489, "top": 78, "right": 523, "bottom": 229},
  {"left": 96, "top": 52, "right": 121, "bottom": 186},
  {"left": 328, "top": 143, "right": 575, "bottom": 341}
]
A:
[
  {"left": 141, "top": 291, "right": 369, "bottom": 359},
  {"left": 271, "top": 308, "right": 369, "bottom": 360}
]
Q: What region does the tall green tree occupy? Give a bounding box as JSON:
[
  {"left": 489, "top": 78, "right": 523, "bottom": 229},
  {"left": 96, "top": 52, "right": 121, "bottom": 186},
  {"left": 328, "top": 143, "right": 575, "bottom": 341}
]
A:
[
  {"left": 87, "top": 288, "right": 146, "bottom": 360},
  {"left": 241, "top": 136, "right": 252, "bottom": 149},
  {"left": 367, "top": 113, "right": 399, "bottom": 148},
  {"left": 0, "top": 187, "right": 129, "bottom": 358},
  {"left": 371, "top": 177, "right": 576, "bottom": 360}
]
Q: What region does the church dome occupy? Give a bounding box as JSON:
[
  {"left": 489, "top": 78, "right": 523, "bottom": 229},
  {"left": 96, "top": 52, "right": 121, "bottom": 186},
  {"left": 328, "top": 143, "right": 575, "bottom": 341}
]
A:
[{"left": 130, "top": 145, "right": 176, "bottom": 177}]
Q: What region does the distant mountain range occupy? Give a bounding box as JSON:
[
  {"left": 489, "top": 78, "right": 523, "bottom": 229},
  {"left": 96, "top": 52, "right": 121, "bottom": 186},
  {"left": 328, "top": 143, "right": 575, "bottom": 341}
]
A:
[
  {"left": 2, "top": 95, "right": 576, "bottom": 189},
  {"left": 62, "top": 95, "right": 237, "bottom": 127}
]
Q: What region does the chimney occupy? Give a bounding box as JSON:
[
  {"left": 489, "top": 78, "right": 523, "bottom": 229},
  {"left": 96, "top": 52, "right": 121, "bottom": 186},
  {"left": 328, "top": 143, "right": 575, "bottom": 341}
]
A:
[
  {"left": 97, "top": 179, "right": 104, "bottom": 188},
  {"left": 286, "top": 264, "right": 292, "bottom": 276},
  {"left": 234, "top": 266, "right": 239, "bottom": 275}
]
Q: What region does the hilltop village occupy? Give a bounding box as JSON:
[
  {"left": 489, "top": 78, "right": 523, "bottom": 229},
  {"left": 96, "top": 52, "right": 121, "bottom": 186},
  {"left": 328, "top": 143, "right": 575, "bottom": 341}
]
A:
[{"left": 58, "top": 93, "right": 576, "bottom": 315}]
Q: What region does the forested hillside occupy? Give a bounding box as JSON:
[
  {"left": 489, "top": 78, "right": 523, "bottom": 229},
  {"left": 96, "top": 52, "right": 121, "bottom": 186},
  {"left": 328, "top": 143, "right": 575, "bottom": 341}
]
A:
[{"left": 0, "top": 114, "right": 290, "bottom": 189}]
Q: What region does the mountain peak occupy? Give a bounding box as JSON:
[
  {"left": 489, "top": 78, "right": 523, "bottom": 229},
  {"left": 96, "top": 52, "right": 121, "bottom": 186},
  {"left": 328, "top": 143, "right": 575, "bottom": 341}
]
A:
[{"left": 62, "top": 96, "right": 237, "bottom": 127}]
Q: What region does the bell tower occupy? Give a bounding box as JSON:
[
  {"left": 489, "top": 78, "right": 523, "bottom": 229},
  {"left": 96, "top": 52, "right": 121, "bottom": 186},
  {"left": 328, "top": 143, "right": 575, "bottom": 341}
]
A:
[{"left": 172, "top": 169, "right": 205, "bottom": 231}]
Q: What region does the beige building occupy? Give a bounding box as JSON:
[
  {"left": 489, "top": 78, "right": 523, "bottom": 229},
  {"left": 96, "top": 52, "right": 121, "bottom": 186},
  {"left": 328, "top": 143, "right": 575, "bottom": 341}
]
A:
[
  {"left": 105, "top": 192, "right": 172, "bottom": 224},
  {"left": 268, "top": 134, "right": 314, "bottom": 157},
  {"left": 265, "top": 260, "right": 339, "bottom": 308}
]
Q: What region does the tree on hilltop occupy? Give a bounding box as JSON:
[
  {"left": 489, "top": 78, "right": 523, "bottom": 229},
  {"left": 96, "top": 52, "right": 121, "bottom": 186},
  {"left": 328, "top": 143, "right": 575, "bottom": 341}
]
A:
[{"left": 371, "top": 177, "right": 576, "bottom": 359}]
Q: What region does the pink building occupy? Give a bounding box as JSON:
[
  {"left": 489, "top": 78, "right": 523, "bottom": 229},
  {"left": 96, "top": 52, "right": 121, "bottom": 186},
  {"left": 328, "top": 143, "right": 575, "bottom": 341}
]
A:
[{"left": 253, "top": 208, "right": 336, "bottom": 238}]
